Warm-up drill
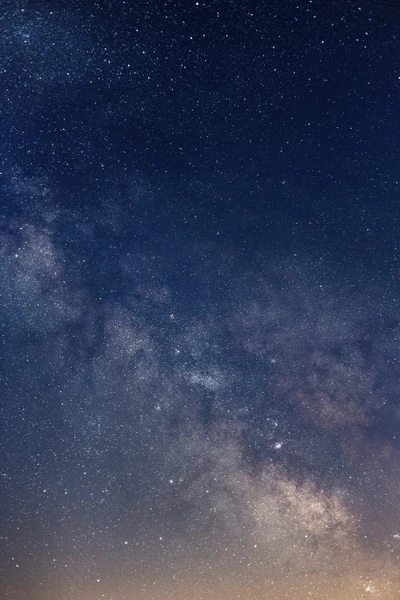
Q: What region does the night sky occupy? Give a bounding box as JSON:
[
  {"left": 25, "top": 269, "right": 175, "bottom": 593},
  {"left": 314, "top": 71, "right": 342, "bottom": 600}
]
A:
[{"left": 1, "top": 1, "right": 400, "bottom": 599}]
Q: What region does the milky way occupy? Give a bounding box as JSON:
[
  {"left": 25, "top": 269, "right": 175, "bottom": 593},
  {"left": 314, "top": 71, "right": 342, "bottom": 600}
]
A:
[{"left": 1, "top": 1, "right": 400, "bottom": 599}]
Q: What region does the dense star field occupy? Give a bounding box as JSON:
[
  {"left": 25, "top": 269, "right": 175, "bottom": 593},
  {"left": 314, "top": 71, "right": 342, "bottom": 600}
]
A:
[{"left": 1, "top": 0, "right": 400, "bottom": 598}]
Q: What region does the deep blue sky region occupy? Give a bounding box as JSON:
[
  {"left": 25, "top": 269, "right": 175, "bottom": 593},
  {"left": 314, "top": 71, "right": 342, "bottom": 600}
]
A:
[{"left": 1, "top": 1, "right": 400, "bottom": 599}]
